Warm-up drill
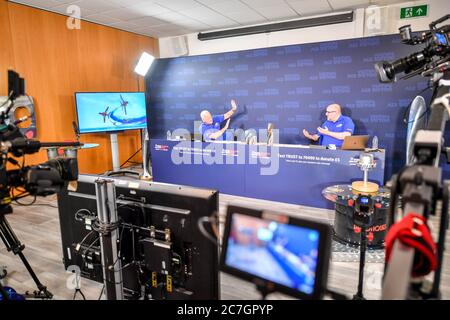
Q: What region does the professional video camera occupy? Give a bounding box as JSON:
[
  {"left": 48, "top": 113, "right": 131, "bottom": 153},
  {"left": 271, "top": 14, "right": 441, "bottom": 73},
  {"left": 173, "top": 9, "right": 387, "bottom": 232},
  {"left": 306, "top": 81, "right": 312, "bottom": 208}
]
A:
[
  {"left": 375, "top": 14, "right": 450, "bottom": 83},
  {"left": 373, "top": 16, "right": 450, "bottom": 300},
  {"left": 0, "top": 70, "right": 80, "bottom": 300}
]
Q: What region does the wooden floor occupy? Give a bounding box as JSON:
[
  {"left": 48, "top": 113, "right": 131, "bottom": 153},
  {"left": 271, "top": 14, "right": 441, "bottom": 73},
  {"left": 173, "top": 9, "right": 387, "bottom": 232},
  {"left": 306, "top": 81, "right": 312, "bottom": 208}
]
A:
[{"left": 1, "top": 192, "right": 449, "bottom": 300}]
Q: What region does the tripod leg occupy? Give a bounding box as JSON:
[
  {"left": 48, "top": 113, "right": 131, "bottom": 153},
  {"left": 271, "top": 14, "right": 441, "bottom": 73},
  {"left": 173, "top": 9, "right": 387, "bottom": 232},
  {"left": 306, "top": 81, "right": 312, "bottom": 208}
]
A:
[
  {"left": 17, "top": 252, "right": 53, "bottom": 298},
  {"left": 0, "top": 214, "right": 53, "bottom": 299},
  {"left": 354, "top": 227, "right": 367, "bottom": 300}
]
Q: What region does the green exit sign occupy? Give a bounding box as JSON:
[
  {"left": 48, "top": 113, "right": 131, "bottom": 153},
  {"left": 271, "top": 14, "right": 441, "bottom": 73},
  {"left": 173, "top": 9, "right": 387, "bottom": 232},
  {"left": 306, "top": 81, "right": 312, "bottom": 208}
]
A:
[{"left": 400, "top": 5, "right": 428, "bottom": 19}]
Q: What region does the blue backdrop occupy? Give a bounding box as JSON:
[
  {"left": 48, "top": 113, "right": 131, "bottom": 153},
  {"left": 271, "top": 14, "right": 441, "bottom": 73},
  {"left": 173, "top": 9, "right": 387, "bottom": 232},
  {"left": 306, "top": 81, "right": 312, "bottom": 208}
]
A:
[{"left": 146, "top": 34, "right": 449, "bottom": 179}]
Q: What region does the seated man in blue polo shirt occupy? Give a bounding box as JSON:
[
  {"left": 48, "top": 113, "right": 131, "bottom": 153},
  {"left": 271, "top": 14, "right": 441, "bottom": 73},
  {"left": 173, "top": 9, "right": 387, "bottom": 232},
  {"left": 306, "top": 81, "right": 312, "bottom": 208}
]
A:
[
  {"left": 199, "top": 99, "right": 237, "bottom": 141},
  {"left": 303, "top": 103, "right": 355, "bottom": 148}
]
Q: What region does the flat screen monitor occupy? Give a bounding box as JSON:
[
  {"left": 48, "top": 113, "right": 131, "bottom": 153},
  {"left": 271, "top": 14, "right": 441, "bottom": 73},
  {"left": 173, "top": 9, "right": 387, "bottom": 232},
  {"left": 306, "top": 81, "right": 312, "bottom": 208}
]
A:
[
  {"left": 57, "top": 174, "right": 219, "bottom": 300},
  {"left": 220, "top": 206, "right": 331, "bottom": 300},
  {"left": 75, "top": 92, "right": 147, "bottom": 134}
]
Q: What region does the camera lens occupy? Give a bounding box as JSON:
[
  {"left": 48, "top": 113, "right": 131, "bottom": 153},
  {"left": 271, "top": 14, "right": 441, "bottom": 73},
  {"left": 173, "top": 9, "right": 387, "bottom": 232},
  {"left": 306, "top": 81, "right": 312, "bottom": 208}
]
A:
[
  {"left": 399, "top": 25, "right": 412, "bottom": 43},
  {"left": 374, "top": 61, "right": 395, "bottom": 83}
]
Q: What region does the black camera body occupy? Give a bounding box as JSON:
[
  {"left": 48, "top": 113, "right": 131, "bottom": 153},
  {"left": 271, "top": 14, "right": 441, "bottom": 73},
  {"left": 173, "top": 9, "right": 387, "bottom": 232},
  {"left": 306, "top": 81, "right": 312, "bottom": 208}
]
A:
[
  {"left": 375, "top": 15, "right": 450, "bottom": 83},
  {"left": 0, "top": 71, "right": 79, "bottom": 205}
]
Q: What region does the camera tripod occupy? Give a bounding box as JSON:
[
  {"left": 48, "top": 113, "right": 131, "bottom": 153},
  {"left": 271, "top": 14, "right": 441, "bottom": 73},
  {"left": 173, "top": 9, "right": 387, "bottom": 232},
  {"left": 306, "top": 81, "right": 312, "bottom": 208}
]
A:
[
  {"left": 352, "top": 194, "right": 375, "bottom": 300},
  {"left": 0, "top": 204, "right": 53, "bottom": 299},
  {"left": 353, "top": 223, "right": 369, "bottom": 300}
]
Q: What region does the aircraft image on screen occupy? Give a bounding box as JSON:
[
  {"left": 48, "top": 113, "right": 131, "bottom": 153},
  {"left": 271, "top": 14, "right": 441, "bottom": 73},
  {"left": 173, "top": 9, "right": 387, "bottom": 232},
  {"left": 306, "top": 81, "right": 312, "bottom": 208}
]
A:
[
  {"left": 75, "top": 92, "right": 147, "bottom": 134},
  {"left": 120, "top": 94, "right": 129, "bottom": 115},
  {"left": 95, "top": 96, "right": 145, "bottom": 126},
  {"left": 99, "top": 106, "right": 110, "bottom": 123}
]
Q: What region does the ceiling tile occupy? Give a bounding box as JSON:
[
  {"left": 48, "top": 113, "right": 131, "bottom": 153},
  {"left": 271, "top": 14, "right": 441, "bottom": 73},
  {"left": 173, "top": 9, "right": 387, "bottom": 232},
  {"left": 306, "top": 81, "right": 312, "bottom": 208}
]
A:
[
  {"left": 107, "top": 0, "right": 148, "bottom": 7},
  {"left": 11, "top": 0, "right": 61, "bottom": 8},
  {"left": 153, "top": 11, "right": 194, "bottom": 24},
  {"left": 286, "top": 0, "right": 332, "bottom": 16},
  {"left": 174, "top": 18, "right": 212, "bottom": 30},
  {"left": 100, "top": 8, "right": 147, "bottom": 21},
  {"left": 154, "top": 0, "right": 201, "bottom": 11},
  {"left": 133, "top": 24, "right": 190, "bottom": 37},
  {"left": 109, "top": 21, "right": 140, "bottom": 31},
  {"left": 151, "top": 24, "right": 191, "bottom": 32},
  {"left": 370, "top": 0, "right": 408, "bottom": 5},
  {"left": 327, "top": 0, "right": 370, "bottom": 10},
  {"left": 83, "top": 13, "right": 122, "bottom": 25},
  {"left": 49, "top": 3, "right": 96, "bottom": 17},
  {"left": 254, "top": 4, "right": 299, "bottom": 20},
  {"left": 180, "top": 5, "right": 225, "bottom": 20},
  {"left": 195, "top": 0, "right": 231, "bottom": 4},
  {"left": 128, "top": 15, "right": 167, "bottom": 27},
  {"left": 204, "top": 0, "right": 250, "bottom": 12},
  {"left": 241, "top": 0, "right": 286, "bottom": 7},
  {"left": 180, "top": 6, "right": 237, "bottom": 26},
  {"left": 52, "top": 0, "right": 79, "bottom": 4},
  {"left": 126, "top": 2, "right": 171, "bottom": 17},
  {"left": 61, "top": 0, "right": 122, "bottom": 14},
  {"left": 222, "top": 9, "right": 267, "bottom": 25}
]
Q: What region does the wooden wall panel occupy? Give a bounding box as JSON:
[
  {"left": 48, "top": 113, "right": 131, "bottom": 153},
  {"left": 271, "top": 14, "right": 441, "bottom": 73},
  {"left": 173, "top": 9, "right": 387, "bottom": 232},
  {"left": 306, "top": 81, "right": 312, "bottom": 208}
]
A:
[
  {"left": 4, "top": 2, "right": 157, "bottom": 174},
  {"left": 0, "top": 0, "right": 15, "bottom": 94}
]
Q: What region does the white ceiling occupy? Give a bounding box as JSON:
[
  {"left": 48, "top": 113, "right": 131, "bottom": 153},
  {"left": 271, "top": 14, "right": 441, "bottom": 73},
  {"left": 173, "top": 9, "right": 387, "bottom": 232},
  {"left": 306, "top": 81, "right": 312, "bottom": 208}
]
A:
[{"left": 9, "top": 0, "right": 409, "bottom": 38}]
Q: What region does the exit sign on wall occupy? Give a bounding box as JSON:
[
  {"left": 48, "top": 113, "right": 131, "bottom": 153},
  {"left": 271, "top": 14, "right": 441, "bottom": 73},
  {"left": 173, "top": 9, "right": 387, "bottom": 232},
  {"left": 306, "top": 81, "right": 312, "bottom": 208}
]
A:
[{"left": 400, "top": 5, "right": 428, "bottom": 19}]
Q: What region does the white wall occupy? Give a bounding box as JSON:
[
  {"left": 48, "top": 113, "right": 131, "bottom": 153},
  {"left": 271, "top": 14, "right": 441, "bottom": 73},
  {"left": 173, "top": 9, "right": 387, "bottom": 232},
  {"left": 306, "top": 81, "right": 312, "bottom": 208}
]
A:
[{"left": 159, "top": 0, "right": 449, "bottom": 58}]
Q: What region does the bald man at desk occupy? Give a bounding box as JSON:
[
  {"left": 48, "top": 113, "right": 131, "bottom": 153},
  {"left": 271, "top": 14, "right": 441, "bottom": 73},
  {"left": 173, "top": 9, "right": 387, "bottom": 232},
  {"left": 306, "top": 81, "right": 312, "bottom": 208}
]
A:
[
  {"left": 303, "top": 103, "right": 355, "bottom": 148},
  {"left": 199, "top": 99, "right": 237, "bottom": 141}
]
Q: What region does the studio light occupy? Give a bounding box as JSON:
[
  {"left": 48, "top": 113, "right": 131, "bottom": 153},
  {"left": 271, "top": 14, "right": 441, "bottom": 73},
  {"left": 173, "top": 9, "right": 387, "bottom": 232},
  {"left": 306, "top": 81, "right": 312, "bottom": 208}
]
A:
[{"left": 134, "top": 52, "right": 155, "bottom": 76}]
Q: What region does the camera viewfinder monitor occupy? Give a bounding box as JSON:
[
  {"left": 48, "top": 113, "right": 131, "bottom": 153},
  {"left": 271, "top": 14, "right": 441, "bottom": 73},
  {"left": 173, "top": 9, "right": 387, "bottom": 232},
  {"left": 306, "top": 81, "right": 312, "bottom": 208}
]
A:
[
  {"left": 75, "top": 92, "right": 147, "bottom": 134},
  {"left": 220, "top": 206, "right": 331, "bottom": 300}
]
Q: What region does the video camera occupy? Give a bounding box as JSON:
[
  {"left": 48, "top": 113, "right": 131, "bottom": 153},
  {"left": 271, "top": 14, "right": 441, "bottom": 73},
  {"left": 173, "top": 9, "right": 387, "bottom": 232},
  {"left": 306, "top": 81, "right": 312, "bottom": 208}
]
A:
[
  {"left": 0, "top": 70, "right": 80, "bottom": 300},
  {"left": 0, "top": 71, "right": 79, "bottom": 202},
  {"left": 374, "top": 15, "right": 450, "bottom": 300},
  {"left": 375, "top": 14, "right": 450, "bottom": 83}
]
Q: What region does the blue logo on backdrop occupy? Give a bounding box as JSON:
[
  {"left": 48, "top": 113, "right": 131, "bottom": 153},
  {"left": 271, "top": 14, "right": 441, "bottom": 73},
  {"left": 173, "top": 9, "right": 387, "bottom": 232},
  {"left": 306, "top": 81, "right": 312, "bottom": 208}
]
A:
[
  {"left": 252, "top": 102, "right": 268, "bottom": 109},
  {"left": 219, "top": 78, "right": 239, "bottom": 85},
  {"left": 246, "top": 76, "right": 268, "bottom": 84},
  {"left": 295, "top": 59, "right": 314, "bottom": 67},
  {"left": 147, "top": 34, "right": 439, "bottom": 179}
]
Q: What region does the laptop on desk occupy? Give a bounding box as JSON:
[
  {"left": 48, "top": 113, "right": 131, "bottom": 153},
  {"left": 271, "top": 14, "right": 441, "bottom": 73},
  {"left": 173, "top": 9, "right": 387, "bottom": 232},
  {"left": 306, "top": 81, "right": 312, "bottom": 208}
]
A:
[{"left": 341, "top": 135, "right": 369, "bottom": 150}]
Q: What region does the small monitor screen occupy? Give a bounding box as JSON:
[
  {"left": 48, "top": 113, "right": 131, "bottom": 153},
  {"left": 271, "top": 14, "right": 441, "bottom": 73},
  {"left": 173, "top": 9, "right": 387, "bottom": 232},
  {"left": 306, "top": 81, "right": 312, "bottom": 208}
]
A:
[
  {"left": 75, "top": 92, "right": 147, "bottom": 134},
  {"left": 221, "top": 206, "right": 331, "bottom": 300},
  {"left": 436, "top": 32, "right": 447, "bottom": 45}
]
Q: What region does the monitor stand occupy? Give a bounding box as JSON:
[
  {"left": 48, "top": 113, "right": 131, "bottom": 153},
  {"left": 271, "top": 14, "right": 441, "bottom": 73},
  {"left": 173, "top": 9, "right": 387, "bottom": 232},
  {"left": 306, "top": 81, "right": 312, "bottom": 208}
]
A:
[
  {"left": 106, "top": 131, "right": 152, "bottom": 180},
  {"left": 140, "top": 129, "right": 152, "bottom": 180},
  {"left": 110, "top": 133, "right": 121, "bottom": 172},
  {"left": 106, "top": 133, "right": 139, "bottom": 178}
]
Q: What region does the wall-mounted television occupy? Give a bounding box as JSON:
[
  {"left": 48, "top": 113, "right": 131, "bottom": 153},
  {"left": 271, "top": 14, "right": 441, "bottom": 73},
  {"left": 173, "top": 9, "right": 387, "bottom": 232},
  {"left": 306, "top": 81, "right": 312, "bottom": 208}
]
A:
[{"left": 75, "top": 92, "right": 147, "bottom": 134}]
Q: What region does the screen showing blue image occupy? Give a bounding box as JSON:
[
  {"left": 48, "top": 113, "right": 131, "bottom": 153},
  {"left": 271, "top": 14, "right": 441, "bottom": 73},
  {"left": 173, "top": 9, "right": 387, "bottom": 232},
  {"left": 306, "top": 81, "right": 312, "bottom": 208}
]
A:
[
  {"left": 225, "top": 214, "right": 320, "bottom": 295},
  {"left": 75, "top": 92, "right": 147, "bottom": 133}
]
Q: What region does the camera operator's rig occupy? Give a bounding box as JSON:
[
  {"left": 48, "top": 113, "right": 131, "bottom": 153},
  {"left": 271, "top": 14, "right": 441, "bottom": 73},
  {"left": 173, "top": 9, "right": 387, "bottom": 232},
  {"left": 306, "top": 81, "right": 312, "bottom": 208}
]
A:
[
  {"left": 0, "top": 70, "right": 80, "bottom": 300},
  {"left": 374, "top": 15, "right": 450, "bottom": 299}
]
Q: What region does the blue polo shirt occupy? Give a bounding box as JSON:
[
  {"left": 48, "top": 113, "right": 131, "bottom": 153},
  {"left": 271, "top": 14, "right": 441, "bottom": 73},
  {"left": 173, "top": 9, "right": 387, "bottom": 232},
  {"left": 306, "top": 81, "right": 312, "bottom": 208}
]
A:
[
  {"left": 200, "top": 115, "right": 225, "bottom": 141},
  {"left": 318, "top": 115, "right": 355, "bottom": 148}
]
